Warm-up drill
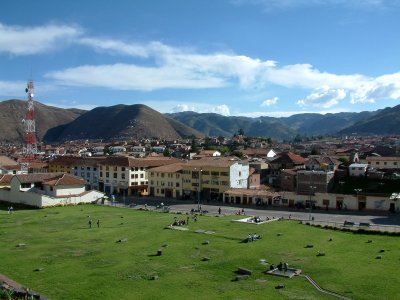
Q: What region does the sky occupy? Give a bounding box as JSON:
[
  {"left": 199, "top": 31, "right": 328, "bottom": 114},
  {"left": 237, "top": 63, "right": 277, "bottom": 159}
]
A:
[{"left": 1, "top": 0, "right": 400, "bottom": 117}]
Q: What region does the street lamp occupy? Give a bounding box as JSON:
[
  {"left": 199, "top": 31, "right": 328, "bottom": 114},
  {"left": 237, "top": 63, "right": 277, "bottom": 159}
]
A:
[
  {"left": 194, "top": 168, "right": 202, "bottom": 212},
  {"left": 309, "top": 185, "right": 316, "bottom": 221},
  {"left": 198, "top": 169, "right": 202, "bottom": 212}
]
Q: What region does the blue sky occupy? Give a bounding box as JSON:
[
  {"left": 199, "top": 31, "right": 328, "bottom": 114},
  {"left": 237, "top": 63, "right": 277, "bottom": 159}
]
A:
[{"left": 1, "top": 0, "right": 400, "bottom": 117}]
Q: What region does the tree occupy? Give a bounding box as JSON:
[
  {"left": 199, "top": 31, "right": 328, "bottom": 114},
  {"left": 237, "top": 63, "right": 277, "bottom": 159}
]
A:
[
  {"left": 238, "top": 128, "right": 245, "bottom": 136},
  {"left": 191, "top": 138, "right": 198, "bottom": 153}
]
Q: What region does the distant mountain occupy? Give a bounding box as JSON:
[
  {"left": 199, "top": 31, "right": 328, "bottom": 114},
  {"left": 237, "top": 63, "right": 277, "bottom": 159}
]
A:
[
  {"left": 0, "top": 100, "right": 85, "bottom": 142},
  {"left": 278, "top": 111, "right": 377, "bottom": 135},
  {"left": 167, "top": 110, "right": 380, "bottom": 139},
  {"left": 44, "top": 104, "right": 202, "bottom": 142},
  {"left": 166, "top": 112, "right": 298, "bottom": 140},
  {"left": 339, "top": 105, "right": 400, "bottom": 135},
  {"left": 2, "top": 99, "right": 399, "bottom": 143}
]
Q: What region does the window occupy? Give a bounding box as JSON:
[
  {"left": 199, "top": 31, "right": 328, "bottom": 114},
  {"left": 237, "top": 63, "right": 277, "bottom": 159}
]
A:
[
  {"left": 121, "top": 167, "right": 125, "bottom": 171},
  {"left": 202, "top": 171, "right": 210, "bottom": 175},
  {"left": 106, "top": 172, "right": 109, "bottom": 178},
  {"left": 220, "top": 172, "right": 229, "bottom": 176},
  {"left": 140, "top": 174, "right": 144, "bottom": 178},
  {"left": 113, "top": 173, "right": 117, "bottom": 179},
  {"left": 100, "top": 172, "right": 103, "bottom": 177},
  {"left": 211, "top": 171, "right": 219, "bottom": 176},
  {"left": 87, "top": 167, "right": 90, "bottom": 170},
  {"left": 121, "top": 173, "right": 125, "bottom": 179},
  {"left": 87, "top": 173, "right": 90, "bottom": 178},
  {"left": 113, "top": 166, "right": 117, "bottom": 171}
]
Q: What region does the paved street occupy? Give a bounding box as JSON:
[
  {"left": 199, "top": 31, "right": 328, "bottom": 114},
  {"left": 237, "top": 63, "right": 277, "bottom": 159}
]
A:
[{"left": 109, "top": 196, "right": 400, "bottom": 229}]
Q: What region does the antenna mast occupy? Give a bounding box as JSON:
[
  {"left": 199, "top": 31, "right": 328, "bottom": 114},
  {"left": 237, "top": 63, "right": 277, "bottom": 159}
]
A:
[{"left": 21, "top": 80, "right": 38, "bottom": 172}]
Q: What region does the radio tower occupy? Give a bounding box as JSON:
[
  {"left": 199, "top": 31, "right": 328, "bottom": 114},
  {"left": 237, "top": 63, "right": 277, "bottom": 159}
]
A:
[{"left": 21, "top": 80, "right": 38, "bottom": 172}]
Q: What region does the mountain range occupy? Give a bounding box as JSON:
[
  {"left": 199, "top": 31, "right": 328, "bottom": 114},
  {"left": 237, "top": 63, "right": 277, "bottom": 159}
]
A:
[{"left": 0, "top": 99, "right": 399, "bottom": 143}]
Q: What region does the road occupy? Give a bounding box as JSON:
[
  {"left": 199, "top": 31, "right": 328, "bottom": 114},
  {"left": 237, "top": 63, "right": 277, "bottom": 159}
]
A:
[{"left": 109, "top": 196, "right": 400, "bottom": 228}]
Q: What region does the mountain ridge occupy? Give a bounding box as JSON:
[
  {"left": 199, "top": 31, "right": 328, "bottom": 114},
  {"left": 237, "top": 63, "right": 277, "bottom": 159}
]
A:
[{"left": 1, "top": 99, "right": 399, "bottom": 143}]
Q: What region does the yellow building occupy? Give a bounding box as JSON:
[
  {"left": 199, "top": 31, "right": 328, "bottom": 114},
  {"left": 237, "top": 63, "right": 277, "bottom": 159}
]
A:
[
  {"left": 365, "top": 156, "right": 400, "bottom": 169},
  {"left": 148, "top": 163, "right": 183, "bottom": 198},
  {"left": 181, "top": 157, "right": 249, "bottom": 202},
  {"left": 47, "top": 157, "right": 79, "bottom": 174}
]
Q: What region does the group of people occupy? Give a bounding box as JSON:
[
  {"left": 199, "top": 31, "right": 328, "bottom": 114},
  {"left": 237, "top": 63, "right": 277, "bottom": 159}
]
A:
[
  {"left": 88, "top": 219, "right": 100, "bottom": 228},
  {"left": 247, "top": 233, "right": 261, "bottom": 242},
  {"left": 236, "top": 208, "right": 245, "bottom": 215}
]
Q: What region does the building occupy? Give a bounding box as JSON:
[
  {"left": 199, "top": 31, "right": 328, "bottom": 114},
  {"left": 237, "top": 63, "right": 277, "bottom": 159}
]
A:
[
  {"left": 98, "top": 156, "right": 179, "bottom": 196},
  {"left": 181, "top": 157, "right": 249, "bottom": 202},
  {"left": 0, "top": 173, "right": 104, "bottom": 207},
  {"left": 296, "top": 170, "right": 335, "bottom": 194},
  {"left": 0, "top": 156, "right": 23, "bottom": 175},
  {"left": 148, "top": 163, "right": 183, "bottom": 198},
  {"left": 364, "top": 156, "right": 400, "bottom": 170},
  {"left": 349, "top": 163, "right": 369, "bottom": 177},
  {"left": 224, "top": 188, "right": 280, "bottom": 206}
]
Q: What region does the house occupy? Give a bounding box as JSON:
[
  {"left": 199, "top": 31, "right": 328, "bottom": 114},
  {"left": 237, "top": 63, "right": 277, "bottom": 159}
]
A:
[
  {"left": 280, "top": 169, "right": 297, "bottom": 192},
  {"left": 181, "top": 156, "right": 249, "bottom": 202},
  {"left": 364, "top": 156, "right": 400, "bottom": 170},
  {"left": 48, "top": 156, "right": 80, "bottom": 173},
  {"left": 248, "top": 167, "right": 260, "bottom": 189},
  {"left": 0, "top": 156, "right": 22, "bottom": 175},
  {"left": 148, "top": 163, "right": 183, "bottom": 198},
  {"left": 0, "top": 173, "right": 104, "bottom": 207},
  {"left": 305, "top": 156, "right": 341, "bottom": 172},
  {"left": 198, "top": 150, "right": 221, "bottom": 157},
  {"left": 223, "top": 188, "right": 280, "bottom": 206},
  {"left": 349, "top": 163, "right": 369, "bottom": 177},
  {"left": 98, "top": 156, "right": 179, "bottom": 196},
  {"left": 296, "top": 170, "right": 335, "bottom": 194},
  {"left": 268, "top": 152, "right": 305, "bottom": 186}
]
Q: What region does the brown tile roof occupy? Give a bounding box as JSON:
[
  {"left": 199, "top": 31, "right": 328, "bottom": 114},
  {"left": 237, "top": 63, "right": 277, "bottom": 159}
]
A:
[
  {"left": 149, "top": 162, "right": 184, "bottom": 173},
  {"left": 184, "top": 156, "right": 244, "bottom": 168},
  {"left": 14, "top": 173, "right": 65, "bottom": 183},
  {"left": 366, "top": 156, "right": 400, "bottom": 161},
  {"left": 98, "top": 156, "right": 180, "bottom": 168},
  {"left": 0, "top": 156, "right": 17, "bottom": 166},
  {"left": 0, "top": 174, "right": 13, "bottom": 185},
  {"left": 1, "top": 165, "right": 21, "bottom": 171},
  {"left": 43, "top": 174, "right": 86, "bottom": 186}
]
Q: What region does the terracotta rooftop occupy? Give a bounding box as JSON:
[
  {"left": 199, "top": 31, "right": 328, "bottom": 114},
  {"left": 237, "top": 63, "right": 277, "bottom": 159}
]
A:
[
  {"left": 14, "top": 173, "right": 65, "bottom": 183},
  {"left": 0, "top": 174, "right": 13, "bottom": 185},
  {"left": 43, "top": 174, "right": 86, "bottom": 186},
  {"left": 148, "top": 162, "right": 184, "bottom": 173},
  {"left": 184, "top": 156, "right": 245, "bottom": 168},
  {"left": 0, "top": 155, "right": 17, "bottom": 166}
]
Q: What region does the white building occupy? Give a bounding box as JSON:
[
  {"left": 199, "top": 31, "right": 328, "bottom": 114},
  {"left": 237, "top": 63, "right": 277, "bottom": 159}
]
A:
[
  {"left": 0, "top": 173, "right": 104, "bottom": 208},
  {"left": 349, "top": 163, "right": 369, "bottom": 177}
]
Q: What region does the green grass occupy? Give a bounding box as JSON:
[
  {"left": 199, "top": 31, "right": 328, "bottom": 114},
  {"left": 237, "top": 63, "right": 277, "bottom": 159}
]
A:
[{"left": 1, "top": 204, "right": 399, "bottom": 300}]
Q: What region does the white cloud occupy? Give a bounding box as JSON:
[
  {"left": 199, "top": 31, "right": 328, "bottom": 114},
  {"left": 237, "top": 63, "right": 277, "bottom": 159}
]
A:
[
  {"left": 47, "top": 63, "right": 227, "bottom": 90},
  {"left": 0, "top": 80, "right": 27, "bottom": 96},
  {"left": 0, "top": 23, "right": 81, "bottom": 55},
  {"left": 350, "top": 73, "right": 400, "bottom": 103},
  {"left": 0, "top": 21, "right": 391, "bottom": 108},
  {"left": 170, "top": 103, "right": 230, "bottom": 116},
  {"left": 261, "top": 97, "right": 278, "bottom": 107},
  {"left": 207, "top": 104, "right": 231, "bottom": 116},
  {"left": 297, "top": 86, "right": 346, "bottom": 108},
  {"left": 171, "top": 104, "right": 196, "bottom": 113}
]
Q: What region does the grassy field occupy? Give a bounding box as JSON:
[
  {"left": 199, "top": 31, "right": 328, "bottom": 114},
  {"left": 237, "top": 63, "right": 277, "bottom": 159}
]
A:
[{"left": 0, "top": 204, "right": 399, "bottom": 300}]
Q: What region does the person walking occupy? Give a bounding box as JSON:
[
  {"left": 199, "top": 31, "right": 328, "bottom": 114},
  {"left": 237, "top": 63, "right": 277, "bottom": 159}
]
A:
[
  {"left": 97, "top": 220, "right": 100, "bottom": 228},
  {"left": 218, "top": 207, "right": 221, "bottom": 215},
  {"left": 88, "top": 219, "right": 92, "bottom": 228}
]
